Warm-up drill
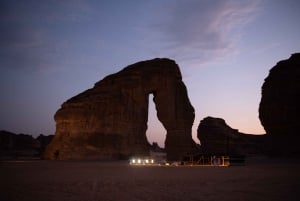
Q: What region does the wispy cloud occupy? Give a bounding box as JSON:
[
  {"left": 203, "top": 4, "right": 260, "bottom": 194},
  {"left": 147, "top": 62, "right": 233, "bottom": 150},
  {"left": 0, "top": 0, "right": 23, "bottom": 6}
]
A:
[
  {"left": 0, "top": 0, "right": 262, "bottom": 73},
  {"left": 150, "top": 0, "right": 261, "bottom": 64}
]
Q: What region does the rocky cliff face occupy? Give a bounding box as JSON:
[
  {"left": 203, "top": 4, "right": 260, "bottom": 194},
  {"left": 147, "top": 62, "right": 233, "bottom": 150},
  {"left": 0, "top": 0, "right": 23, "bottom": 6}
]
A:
[
  {"left": 259, "top": 53, "right": 300, "bottom": 155},
  {"left": 45, "top": 58, "right": 197, "bottom": 160},
  {"left": 197, "top": 117, "right": 266, "bottom": 156}
]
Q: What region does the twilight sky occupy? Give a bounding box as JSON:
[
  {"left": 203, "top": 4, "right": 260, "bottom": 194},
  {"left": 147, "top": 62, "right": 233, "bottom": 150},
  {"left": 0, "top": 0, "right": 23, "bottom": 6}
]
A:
[{"left": 1, "top": 0, "right": 299, "bottom": 147}]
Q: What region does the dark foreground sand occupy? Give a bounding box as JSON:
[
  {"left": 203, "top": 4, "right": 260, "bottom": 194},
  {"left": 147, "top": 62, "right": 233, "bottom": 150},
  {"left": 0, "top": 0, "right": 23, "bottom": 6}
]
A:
[{"left": 1, "top": 157, "right": 299, "bottom": 201}]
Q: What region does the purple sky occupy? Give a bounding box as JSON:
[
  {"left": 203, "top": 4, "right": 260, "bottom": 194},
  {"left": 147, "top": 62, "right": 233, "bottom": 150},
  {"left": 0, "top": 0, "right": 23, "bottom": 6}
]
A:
[{"left": 1, "top": 0, "right": 299, "bottom": 147}]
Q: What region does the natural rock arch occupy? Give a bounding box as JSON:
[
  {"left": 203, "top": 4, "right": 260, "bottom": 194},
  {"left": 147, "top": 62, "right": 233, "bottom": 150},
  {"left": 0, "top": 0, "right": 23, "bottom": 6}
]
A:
[{"left": 45, "top": 58, "right": 197, "bottom": 160}]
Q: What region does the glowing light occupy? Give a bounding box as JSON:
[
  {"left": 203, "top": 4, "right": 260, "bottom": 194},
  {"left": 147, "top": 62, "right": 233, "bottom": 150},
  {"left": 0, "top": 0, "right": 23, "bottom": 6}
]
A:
[{"left": 129, "top": 157, "right": 155, "bottom": 165}]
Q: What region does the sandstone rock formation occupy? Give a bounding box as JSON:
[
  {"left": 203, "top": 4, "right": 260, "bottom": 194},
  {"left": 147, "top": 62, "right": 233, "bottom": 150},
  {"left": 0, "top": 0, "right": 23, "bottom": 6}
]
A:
[
  {"left": 45, "top": 58, "right": 197, "bottom": 160},
  {"left": 0, "top": 130, "right": 53, "bottom": 159},
  {"left": 197, "top": 117, "right": 266, "bottom": 156},
  {"left": 259, "top": 53, "right": 300, "bottom": 155}
]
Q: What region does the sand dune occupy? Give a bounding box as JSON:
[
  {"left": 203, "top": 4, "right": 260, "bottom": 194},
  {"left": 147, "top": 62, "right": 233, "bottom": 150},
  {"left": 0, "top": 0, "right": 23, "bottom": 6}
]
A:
[{"left": 1, "top": 157, "right": 299, "bottom": 201}]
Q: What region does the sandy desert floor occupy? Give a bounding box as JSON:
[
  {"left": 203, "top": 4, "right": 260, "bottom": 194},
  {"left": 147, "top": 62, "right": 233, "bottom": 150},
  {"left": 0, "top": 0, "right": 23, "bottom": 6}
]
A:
[{"left": 1, "top": 157, "right": 299, "bottom": 201}]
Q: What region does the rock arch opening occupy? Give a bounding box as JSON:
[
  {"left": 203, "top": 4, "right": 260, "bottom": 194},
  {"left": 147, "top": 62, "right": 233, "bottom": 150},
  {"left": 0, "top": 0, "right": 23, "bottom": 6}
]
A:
[{"left": 146, "top": 93, "right": 166, "bottom": 148}]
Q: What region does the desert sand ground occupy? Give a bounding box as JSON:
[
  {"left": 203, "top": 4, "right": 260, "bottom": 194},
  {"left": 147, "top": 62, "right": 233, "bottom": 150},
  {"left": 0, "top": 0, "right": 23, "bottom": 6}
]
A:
[{"left": 1, "top": 157, "right": 299, "bottom": 201}]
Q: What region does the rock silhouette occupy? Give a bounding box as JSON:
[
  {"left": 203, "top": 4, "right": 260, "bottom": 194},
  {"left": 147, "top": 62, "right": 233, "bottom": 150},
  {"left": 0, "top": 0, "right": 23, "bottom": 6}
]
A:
[
  {"left": 45, "top": 58, "right": 197, "bottom": 160},
  {"left": 197, "top": 117, "right": 265, "bottom": 156},
  {"left": 0, "top": 130, "right": 53, "bottom": 159},
  {"left": 259, "top": 53, "right": 300, "bottom": 155}
]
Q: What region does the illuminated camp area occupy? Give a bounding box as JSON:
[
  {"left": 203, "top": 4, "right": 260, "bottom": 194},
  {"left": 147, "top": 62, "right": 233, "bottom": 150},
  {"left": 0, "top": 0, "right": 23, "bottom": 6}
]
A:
[{"left": 128, "top": 155, "right": 241, "bottom": 167}]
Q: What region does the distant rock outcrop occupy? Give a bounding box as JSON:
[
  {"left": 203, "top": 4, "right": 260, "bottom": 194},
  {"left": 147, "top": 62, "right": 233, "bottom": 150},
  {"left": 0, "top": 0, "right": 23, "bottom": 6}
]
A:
[
  {"left": 197, "top": 117, "right": 266, "bottom": 156},
  {"left": 45, "top": 58, "right": 197, "bottom": 160},
  {"left": 0, "top": 130, "right": 53, "bottom": 159},
  {"left": 259, "top": 53, "right": 300, "bottom": 155}
]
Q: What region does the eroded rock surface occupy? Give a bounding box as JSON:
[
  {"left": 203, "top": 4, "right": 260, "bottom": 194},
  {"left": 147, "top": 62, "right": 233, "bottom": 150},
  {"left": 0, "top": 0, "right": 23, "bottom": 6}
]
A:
[
  {"left": 45, "top": 58, "right": 197, "bottom": 160},
  {"left": 259, "top": 53, "right": 300, "bottom": 155},
  {"left": 197, "top": 117, "right": 266, "bottom": 156}
]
